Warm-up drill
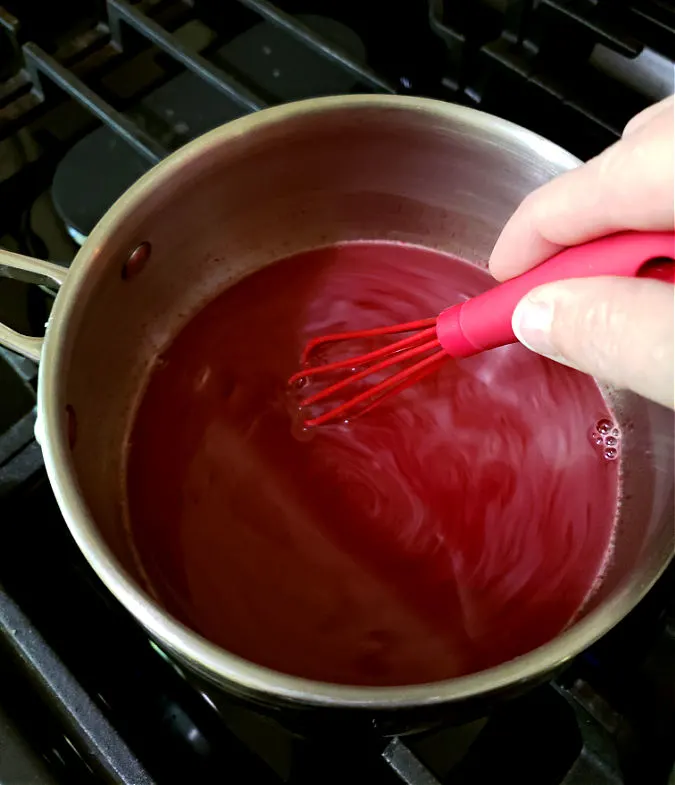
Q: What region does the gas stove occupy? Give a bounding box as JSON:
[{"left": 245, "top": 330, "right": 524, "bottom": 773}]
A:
[{"left": 0, "top": 2, "right": 673, "bottom": 783}]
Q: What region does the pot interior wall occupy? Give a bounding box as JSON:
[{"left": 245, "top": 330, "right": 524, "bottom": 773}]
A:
[{"left": 58, "top": 100, "right": 673, "bottom": 644}]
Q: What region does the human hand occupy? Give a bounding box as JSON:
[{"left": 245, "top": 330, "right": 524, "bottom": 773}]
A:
[{"left": 490, "top": 95, "right": 674, "bottom": 409}]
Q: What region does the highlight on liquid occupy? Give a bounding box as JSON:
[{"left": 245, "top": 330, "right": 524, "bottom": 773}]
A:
[{"left": 125, "top": 241, "right": 620, "bottom": 686}]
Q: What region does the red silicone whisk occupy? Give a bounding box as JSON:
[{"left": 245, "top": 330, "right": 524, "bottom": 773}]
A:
[{"left": 290, "top": 231, "right": 675, "bottom": 427}]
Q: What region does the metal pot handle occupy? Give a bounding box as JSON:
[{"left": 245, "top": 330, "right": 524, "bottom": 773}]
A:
[{"left": 0, "top": 248, "right": 68, "bottom": 362}]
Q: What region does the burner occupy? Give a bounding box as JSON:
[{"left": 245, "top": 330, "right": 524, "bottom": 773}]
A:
[{"left": 52, "top": 14, "right": 366, "bottom": 242}]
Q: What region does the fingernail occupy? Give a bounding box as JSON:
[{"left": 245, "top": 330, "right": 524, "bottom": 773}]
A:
[{"left": 512, "top": 297, "right": 556, "bottom": 357}]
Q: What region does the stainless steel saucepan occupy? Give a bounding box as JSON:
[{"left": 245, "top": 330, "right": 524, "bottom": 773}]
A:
[{"left": 0, "top": 96, "right": 672, "bottom": 723}]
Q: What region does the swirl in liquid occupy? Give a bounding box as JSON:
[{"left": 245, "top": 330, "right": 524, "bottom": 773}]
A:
[{"left": 126, "top": 242, "right": 619, "bottom": 686}]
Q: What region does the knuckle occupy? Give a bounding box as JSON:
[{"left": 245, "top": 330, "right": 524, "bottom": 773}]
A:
[
  {"left": 593, "top": 142, "right": 622, "bottom": 188},
  {"left": 551, "top": 293, "right": 626, "bottom": 378}
]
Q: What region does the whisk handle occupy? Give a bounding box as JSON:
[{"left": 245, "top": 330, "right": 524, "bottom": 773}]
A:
[{"left": 436, "top": 230, "right": 675, "bottom": 357}]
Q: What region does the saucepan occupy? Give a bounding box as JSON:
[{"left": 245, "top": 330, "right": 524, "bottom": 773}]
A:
[{"left": 0, "top": 96, "right": 672, "bottom": 728}]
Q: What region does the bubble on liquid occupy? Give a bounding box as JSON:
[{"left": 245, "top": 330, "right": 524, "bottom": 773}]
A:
[
  {"left": 603, "top": 447, "right": 618, "bottom": 460},
  {"left": 596, "top": 418, "right": 613, "bottom": 435},
  {"left": 611, "top": 428, "right": 619, "bottom": 437},
  {"left": 291, "top": 416, "right": 315, "bottom": 443},
  {"left": 604, "top": 435, "right": 617, "bottom": 447},
  {"left": 293, "top": 376, "right": 309, "bottom": 390},
  {"left": 590, "top": 432, "right": 604, "bottom": 446}
]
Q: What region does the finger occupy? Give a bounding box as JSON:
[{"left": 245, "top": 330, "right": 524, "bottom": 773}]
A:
[
  {"left": 511, "top": 277, "right": 675, "bottom": 409},
  {"left": 490, "top": 107, "right": 674, "bottom": 282},
  {"left": 623, "top": 94, "right": 674, "bottom": 137}
]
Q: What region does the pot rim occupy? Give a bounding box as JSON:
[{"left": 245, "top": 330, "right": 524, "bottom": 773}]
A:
[{"left": 37, "top": 94, "right": 674, "bottom": 708}]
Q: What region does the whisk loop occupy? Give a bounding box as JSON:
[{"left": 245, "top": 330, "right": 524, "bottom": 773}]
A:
[{"left": 290, "top": 318, "right": 448, "bottom": 427}]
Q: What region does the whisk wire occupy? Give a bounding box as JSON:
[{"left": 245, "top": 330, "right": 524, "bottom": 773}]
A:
[
  {"left": 300, "top": 317, "right": 437, "bottom": 364},
  {"left": 301, "top": 337, "right": 441, "bottom": 408},
  {"left": 293, "top": 316, "right": 446, "bottom": 427},
  {"left": 330, "top": 352, "right": 448, "bottom": 425},
  {"left": 302, "top": 348, "right": 447, "bottom": 428},
  {"left": 289, "top": 325, "right": 437, "bottom": 385}
]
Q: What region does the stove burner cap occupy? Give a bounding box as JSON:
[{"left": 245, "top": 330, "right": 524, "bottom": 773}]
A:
[{"left": 51, "top": 15, "right": 364, "bottom": 243}]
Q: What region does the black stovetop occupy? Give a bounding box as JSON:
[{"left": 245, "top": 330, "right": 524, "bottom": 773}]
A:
[{"left": 0, "top": 2, "right": 673, "bottom": 784}]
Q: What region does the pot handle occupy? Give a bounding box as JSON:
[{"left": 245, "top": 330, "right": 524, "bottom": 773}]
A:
[{"left": 0, "top": 248, "right": 69, "bottom": 362}]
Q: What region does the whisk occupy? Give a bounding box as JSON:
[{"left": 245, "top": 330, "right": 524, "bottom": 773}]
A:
[{"left": 290, "top": 231, "right": 675, "bottom": 427}]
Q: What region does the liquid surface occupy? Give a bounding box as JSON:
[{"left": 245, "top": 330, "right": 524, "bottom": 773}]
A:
[{"left": 126, "top": 242, "right": 619, "bottom": 686}]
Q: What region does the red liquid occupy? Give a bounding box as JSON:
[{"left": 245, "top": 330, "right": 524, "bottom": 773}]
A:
[{"left": 126, "top": 242, "right": 619, "bottom": 686}]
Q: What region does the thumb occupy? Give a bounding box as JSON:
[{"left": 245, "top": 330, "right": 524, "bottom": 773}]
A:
[{"left": 511, "top": 277, "right": 675, "bottom": 409}]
